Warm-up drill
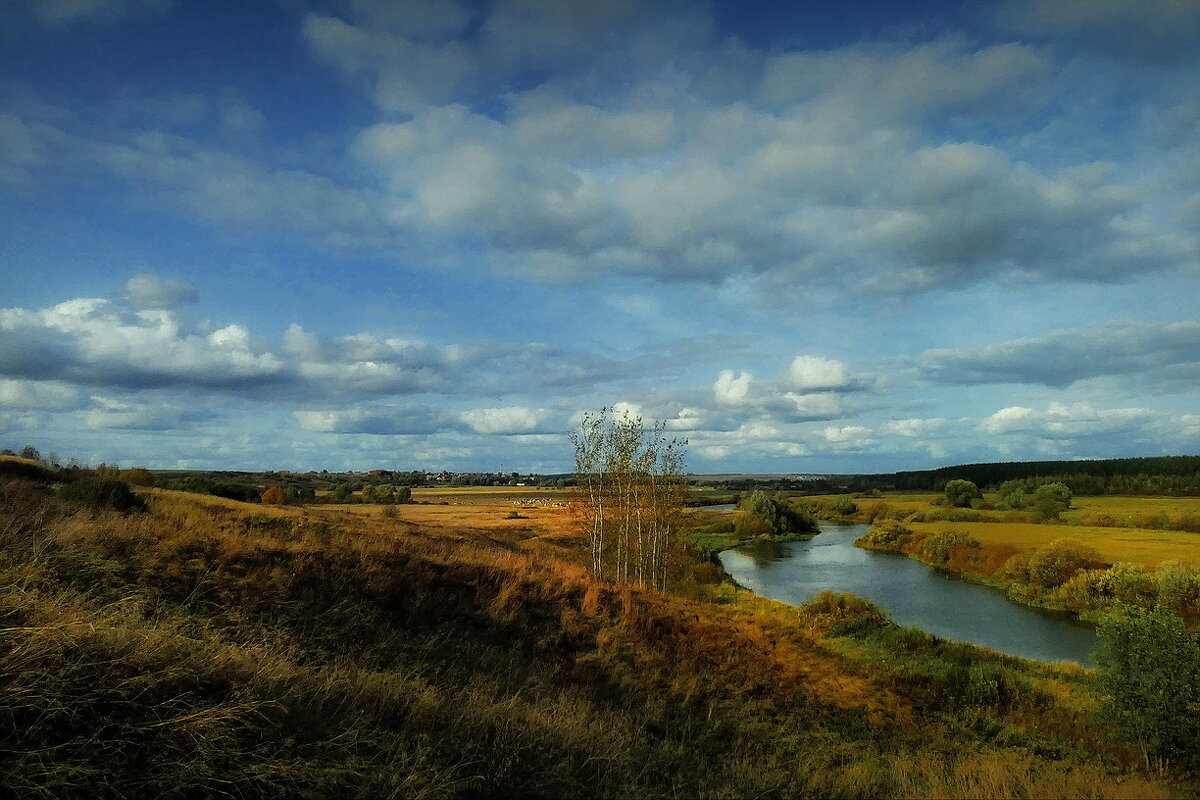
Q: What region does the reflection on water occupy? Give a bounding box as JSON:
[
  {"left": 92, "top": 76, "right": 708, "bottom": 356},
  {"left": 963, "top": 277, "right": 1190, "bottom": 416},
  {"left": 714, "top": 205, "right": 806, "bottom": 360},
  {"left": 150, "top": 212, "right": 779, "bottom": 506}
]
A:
[
  {"left": 740, "top": 538, "right": 786, "bottom": 568},
  {"left": 720, "top": 522, "right": 1097, "bottom": 666}
]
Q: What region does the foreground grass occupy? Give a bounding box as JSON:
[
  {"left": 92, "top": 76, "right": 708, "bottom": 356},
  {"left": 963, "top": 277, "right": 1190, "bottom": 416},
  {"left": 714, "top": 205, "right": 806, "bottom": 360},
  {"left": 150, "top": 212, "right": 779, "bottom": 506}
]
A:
[{"left": 0, "top": 479, "right": 1183, "bottom": 798}]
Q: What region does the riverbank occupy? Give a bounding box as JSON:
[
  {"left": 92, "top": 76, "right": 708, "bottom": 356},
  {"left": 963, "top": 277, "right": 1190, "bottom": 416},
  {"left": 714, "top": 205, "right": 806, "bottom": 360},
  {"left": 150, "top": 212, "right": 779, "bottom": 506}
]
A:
[{"left": 852, "top": 520, "right": 1200, "bottom": 628}]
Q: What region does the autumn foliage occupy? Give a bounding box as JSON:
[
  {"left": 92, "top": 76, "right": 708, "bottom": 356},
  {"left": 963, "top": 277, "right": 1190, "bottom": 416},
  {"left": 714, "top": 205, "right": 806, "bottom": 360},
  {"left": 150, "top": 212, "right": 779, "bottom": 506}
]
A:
[{"left": 260, "top": 486, "right": 285, "bottom": 505}]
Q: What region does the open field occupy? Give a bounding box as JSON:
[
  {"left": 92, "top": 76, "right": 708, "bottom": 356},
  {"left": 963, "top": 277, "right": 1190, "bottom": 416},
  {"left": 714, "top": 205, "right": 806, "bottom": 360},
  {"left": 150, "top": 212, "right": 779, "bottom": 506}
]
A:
[{"left": 910, "top": 520, "right": 1200, "bottom": 568}]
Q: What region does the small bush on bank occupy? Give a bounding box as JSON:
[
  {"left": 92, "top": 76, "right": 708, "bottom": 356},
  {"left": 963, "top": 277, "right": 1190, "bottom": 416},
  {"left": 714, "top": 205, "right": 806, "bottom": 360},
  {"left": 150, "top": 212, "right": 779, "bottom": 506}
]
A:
[{"left": 57, "top": 477, "right": 147, "bottom": 513}]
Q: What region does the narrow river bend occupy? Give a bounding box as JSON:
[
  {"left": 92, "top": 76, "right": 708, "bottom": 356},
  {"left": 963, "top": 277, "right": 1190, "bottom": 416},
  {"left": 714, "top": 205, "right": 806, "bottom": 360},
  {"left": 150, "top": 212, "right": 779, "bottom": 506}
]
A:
[{"left": 718, "top": 522, "right": 1097, "bottom": 666}]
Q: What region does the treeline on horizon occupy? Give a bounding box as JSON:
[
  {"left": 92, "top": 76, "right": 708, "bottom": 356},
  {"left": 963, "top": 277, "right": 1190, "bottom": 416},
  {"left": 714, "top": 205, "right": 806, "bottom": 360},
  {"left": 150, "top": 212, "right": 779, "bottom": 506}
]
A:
[
  {"left": 881, "top": 455, "right": 1200, "bottom": 496},
  {"left": 701, "top": 455, "right": 1200, "bottom": 497}
]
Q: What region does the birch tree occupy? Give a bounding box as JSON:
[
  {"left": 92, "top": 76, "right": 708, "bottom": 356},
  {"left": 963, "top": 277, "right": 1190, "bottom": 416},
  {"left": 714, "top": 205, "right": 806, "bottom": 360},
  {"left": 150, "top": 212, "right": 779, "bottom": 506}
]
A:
[{"left": 571, "top": 408, "right": 686, "bottom": 590}]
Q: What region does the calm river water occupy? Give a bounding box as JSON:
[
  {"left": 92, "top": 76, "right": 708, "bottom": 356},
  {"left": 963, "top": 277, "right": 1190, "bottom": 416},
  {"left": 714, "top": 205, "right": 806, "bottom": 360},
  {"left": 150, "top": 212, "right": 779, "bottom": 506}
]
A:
[{"left": 718, "top": 522, "right": 1097, "bottom": 666}]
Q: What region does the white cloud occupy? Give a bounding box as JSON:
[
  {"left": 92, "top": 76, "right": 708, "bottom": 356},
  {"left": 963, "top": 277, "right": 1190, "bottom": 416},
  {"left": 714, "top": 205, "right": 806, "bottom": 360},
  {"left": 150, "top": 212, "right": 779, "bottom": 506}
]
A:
[
  {"left": 0, "top": 379, "right": 80, "bottom": 410},
  {"left": 781, "top": 355, "right": 851, "bottom": 392},
  {"left": 461, "top": 406, "right": 546, "bottom": 435},
  {"left": 880, "top": 418, "right": 945, "bottom": 438},
  {"left": 83, "top": 395, "right": 210, "bottom": 430},
  {"left": 922, "top": 320, "right": 1200, "bottom": 388},
  {"left": 821, "top": 425, "right": 876, "bottom": 450},
  {"left": 0, "top": 295, "right": 627, "bottom": 401},
  {"left": 981, "top": 401, "right": 1155, "bottom": 439},
  {"left": 713, "top": 369, "right": 754, "bottom": 406}
]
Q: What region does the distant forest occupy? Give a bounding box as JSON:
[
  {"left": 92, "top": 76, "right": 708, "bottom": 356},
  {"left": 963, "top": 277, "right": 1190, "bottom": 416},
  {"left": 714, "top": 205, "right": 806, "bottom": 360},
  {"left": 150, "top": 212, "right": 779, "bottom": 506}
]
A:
[
  {"left": 703, "top": 456, "right": 1200, "bottom": 496},
  {"left": 871, "top": 455, "right": 1200, "bottom": 496}
]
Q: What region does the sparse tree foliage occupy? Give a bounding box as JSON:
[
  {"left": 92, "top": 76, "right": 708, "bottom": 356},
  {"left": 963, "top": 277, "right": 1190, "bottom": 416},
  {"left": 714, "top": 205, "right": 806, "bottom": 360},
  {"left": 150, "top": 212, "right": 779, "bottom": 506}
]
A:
[{"left": 572, "top": 408, "right": 686, "bottom": 590}]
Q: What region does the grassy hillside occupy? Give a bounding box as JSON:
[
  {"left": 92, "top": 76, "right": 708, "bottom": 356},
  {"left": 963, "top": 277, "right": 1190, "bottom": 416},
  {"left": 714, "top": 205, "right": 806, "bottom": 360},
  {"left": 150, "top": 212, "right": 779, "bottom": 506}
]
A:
[{"left": 0, "top": 475, "right": 1183, "bottom": 798}]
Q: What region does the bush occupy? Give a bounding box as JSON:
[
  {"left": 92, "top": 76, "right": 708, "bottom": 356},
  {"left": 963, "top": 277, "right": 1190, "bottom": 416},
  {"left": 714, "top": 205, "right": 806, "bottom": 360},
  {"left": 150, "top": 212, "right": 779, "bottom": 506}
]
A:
[
  {"left": 995, "top": 480, "right": 1030, "bottom": 511},
  {"left": 1030, "top": 482, "right": 1072, "bottom": 522},
  {"left": 1095, "top": 604, "right": 1200, "bottom": 769},
  {"left": 943, "top": 479, "right": 981, "bottom": 508},
  {"left": 0, "top": 458, "right": 61, "bottom": 484},
  {"left": 917, "top": 530, "right": 980, "bottom": 566},
  {"left": 260, "top": 486, "right": 285, "bottom": 505},
  {"left": 856, "top": 522, "right": 912, "bottom": 549},
  {"left": 1002, "top": 538, "right": 1106, "bottom": 590},
  {"left": 831, "top": 495, "right": 857, "bottom": 515},
  {"left": 119, "top": 467, "right": 155, "bottom": 487},
  {"left": 57, "top": 477, "right": 147, "bottom": 513},
  {"left": 736, "top": 490, "right": 818, "bottom": 536},
  {"left": 1157, "top": 562, "right": 1200, "bottom": 619},
  {"left": 733, "top": 513, "right": 775, "bottom": 538}
]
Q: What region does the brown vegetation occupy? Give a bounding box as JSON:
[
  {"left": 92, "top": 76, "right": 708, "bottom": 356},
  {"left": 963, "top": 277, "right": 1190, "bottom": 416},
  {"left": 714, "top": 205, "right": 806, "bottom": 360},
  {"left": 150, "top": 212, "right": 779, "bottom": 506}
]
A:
[{"left": 0, "top": 475, "right": 1184, "bottom": 798}]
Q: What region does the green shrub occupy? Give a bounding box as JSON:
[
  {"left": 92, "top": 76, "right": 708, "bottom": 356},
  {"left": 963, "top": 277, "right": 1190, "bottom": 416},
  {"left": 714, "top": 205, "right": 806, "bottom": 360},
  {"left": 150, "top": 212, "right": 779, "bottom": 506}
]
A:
[
  {"left": 1095, "top": 604, "right": 1200, "bottom": 769},
  {"left": 1030, "top": 482, "right": 1072, "bottom": 522},
  {"left": 943, "top": 479, "right": 981, "bottom": 508},
  {"left": 1002, "top": 538, "right": 1106, "bottom": 590},
  {"left": 735, "top": 490, "right": 818, "bottom": 536},
  {"left": 832, "top": 495, "right": 857, "bottom": 515},
  {"left": 856, "top": 522, "right": 912, "bottom": 549},
  {"left": 918, "top": 530, "right": 980, "bottom": 566},
  {"left": 57, "top": 477, "right": 147, "bottom": 513}
]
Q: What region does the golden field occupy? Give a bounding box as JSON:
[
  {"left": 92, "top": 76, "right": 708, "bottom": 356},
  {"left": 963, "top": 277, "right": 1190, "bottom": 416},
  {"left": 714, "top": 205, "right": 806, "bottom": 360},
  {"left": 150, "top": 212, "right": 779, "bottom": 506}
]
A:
[{"left": 910, "top": 520, "right": 1200, "bottom": 568}]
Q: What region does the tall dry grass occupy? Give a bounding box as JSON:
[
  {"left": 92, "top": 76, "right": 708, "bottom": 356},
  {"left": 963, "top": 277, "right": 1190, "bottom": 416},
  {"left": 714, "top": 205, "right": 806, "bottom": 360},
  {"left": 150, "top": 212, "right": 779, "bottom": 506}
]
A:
[{"left": 0, "top": 479, "right": 1186, "bottom": 798}]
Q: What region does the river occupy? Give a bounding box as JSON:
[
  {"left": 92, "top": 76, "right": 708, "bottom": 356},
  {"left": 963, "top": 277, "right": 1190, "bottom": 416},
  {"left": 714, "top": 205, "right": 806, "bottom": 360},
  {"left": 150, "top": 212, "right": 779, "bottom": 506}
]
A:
[{"left": 718, "top": 522, "right": 1097, "bottom": 666}]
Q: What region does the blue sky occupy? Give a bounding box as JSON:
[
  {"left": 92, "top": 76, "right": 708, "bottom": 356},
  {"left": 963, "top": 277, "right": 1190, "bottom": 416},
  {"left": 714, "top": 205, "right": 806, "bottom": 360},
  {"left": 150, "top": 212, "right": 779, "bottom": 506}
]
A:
[{"left": 2, "top": 0, "right": 1198, "bottom": 474}]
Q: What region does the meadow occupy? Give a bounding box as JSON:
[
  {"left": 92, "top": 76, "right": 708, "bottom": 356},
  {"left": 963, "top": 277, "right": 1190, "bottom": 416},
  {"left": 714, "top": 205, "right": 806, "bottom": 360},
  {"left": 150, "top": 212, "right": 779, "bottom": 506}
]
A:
[
  {"left": 805, "top": 491, "right": 1200, "bottom": 565},
  {"left": 0, "top": 465, "right": 1188, "bottom": 798}
]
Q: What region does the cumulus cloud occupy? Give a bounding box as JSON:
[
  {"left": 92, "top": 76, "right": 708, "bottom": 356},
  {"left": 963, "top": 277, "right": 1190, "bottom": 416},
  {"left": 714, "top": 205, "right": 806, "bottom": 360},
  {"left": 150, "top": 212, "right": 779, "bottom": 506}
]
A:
[
  {"left": 293, "top": 406, "right": 455, "bottom": 435},
  {"left": 83, "top": 396, "right": 213, "bottom": 430},
  {"left": 709, "top": 356, "right": 865, "bottom": 424},
  {"left": 0, "top": 298, "right": 286, "bottom": 390},
  {"left": 460, "top": 406, "right": 547, "bottom": 435},
  {"left": 980, "top": 401, "right": 1155, "bottom": 439},
  {"left": 880, "top": 418, "right": 946, "bottom": 438},
  {"left": 781, "top": 356, "right": 854, "bottom": 392},
  {"left": 821, "top": 425, "right": 876, "bottom": 451},
  {"left": 0, "top": 294, "right": 637, "bottom": 402},
  {"left": 0, "top": 379, "right": 81, "bottom": 410},
  {"left": 922, "top": 320, "right": 1200, "bottom": 388},
  {"left": 4, "top": 1, "right": 1196, "bottom": 295},
  {"left": 713, "top": 370, "right": 754, "bottom": 406}
]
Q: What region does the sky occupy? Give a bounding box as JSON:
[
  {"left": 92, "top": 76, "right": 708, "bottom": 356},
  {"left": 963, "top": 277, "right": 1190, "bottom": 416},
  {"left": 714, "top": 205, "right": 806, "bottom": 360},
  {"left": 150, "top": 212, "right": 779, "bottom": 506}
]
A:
[{"left": 1, "top": 0, "right": 1198, "bottom": 474}]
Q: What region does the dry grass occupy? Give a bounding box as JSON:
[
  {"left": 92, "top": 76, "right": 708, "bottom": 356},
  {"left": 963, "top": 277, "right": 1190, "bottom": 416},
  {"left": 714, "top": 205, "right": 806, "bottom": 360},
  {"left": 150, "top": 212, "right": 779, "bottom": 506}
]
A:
[{"left": 0, "top": 480, "right": 1188, "bottom": 798}]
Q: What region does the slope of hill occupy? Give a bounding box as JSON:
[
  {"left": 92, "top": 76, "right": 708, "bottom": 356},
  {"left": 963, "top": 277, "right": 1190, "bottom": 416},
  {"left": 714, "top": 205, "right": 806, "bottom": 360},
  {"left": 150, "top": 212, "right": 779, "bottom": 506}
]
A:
[{"left": 0, "top": 474, "right": 1178, "bottom": 798}]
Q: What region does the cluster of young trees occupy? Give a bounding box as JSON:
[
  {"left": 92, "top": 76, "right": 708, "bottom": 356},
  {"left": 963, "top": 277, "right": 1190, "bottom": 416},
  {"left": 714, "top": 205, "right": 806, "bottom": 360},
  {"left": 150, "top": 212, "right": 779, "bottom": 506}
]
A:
[
  {"left": 572, "top": 409, "right": 686, "bottom": 590},
  {"left": 735, "top": 490, "right": 819, "bottom": 537},
  {"left": 995, "top": 480, "right": 1073, "bottom": 520}
]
